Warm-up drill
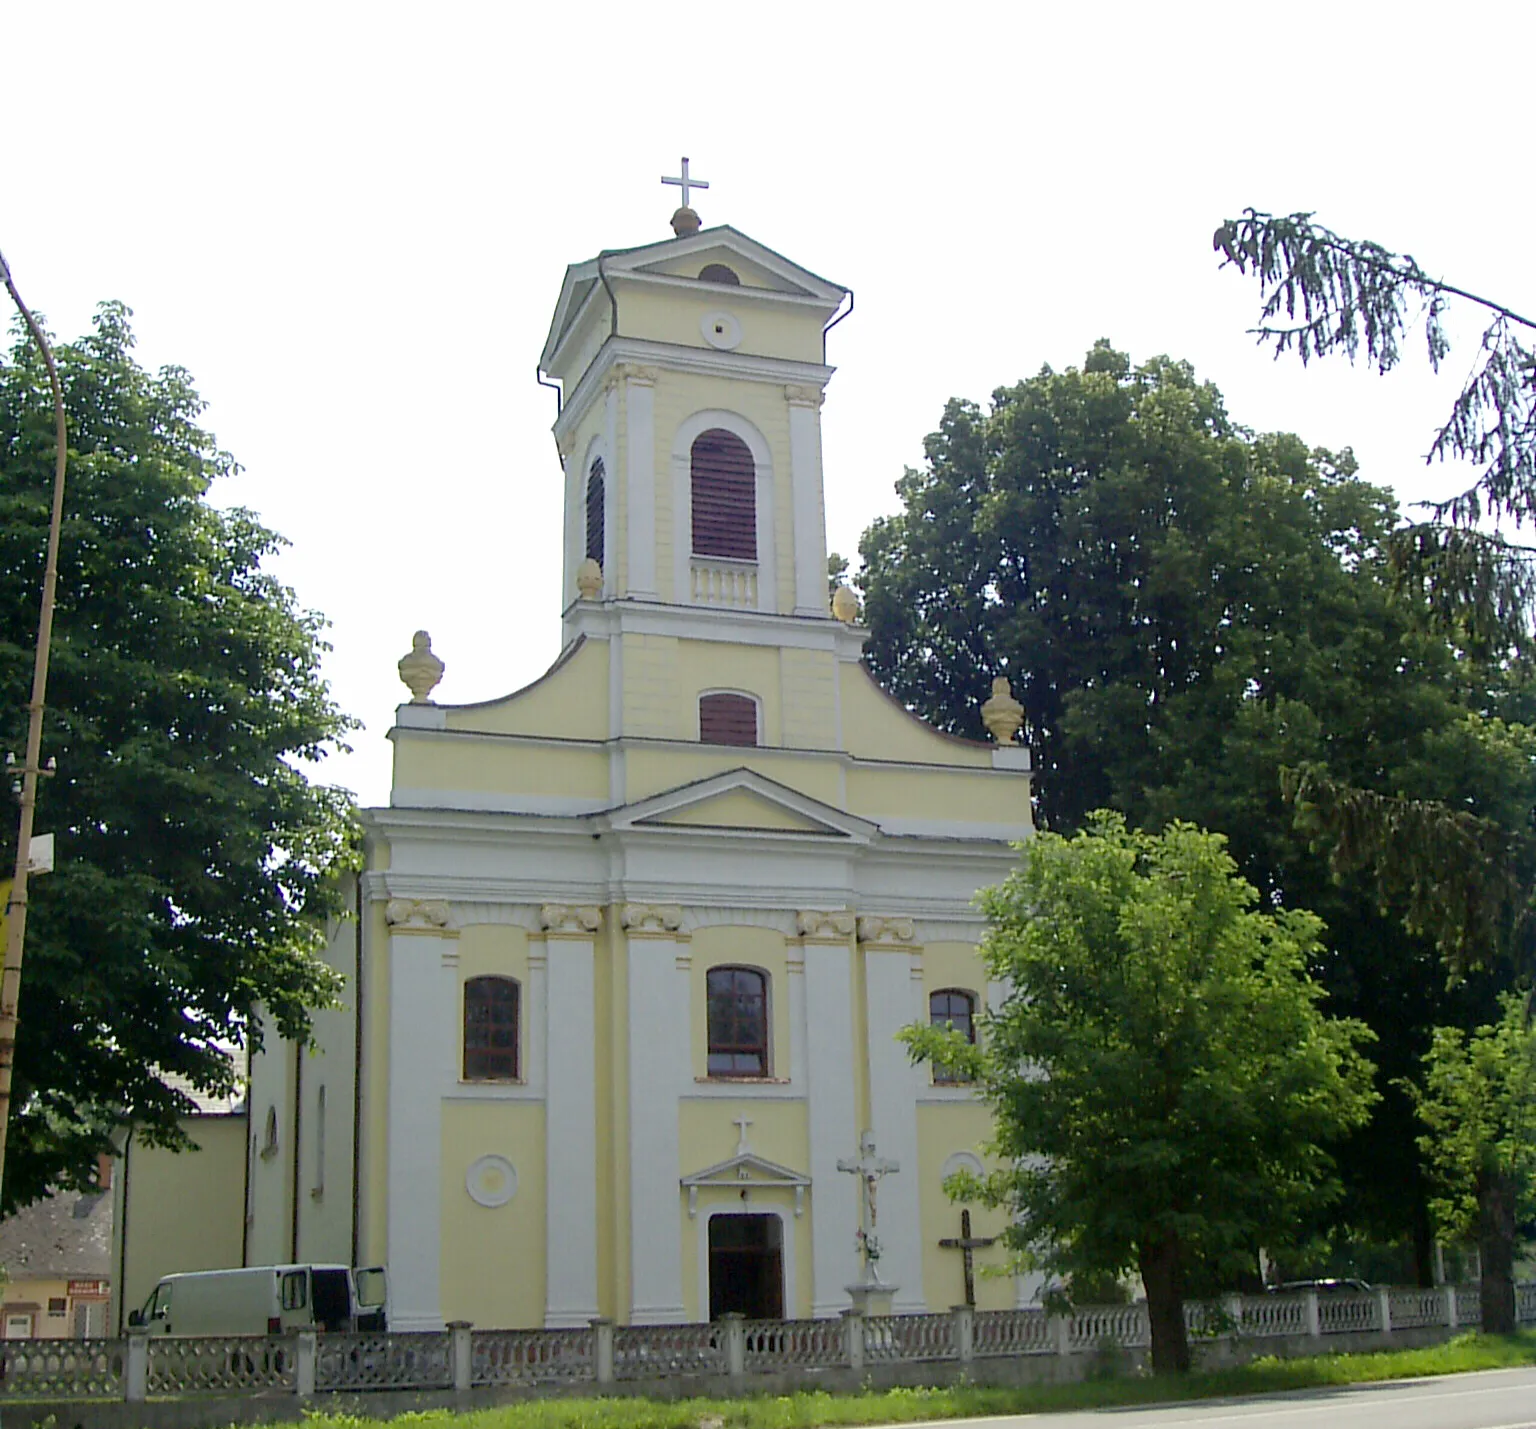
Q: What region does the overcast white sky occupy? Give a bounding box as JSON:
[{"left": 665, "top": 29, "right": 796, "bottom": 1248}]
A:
[{"left": 5, "top": 3, "right": 1532, "bottom": 807}]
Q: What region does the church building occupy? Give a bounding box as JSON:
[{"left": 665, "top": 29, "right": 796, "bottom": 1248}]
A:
[{"left": 230, "top": 176, "right": 1039, "bottom": 1332}]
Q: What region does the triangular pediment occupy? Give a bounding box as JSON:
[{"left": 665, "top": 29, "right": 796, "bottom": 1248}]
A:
[
  {"left": 600, "top": 769, "right": 878, "bottom": 843},
  {"left": 681, "top": 1151, "right": 811, "bottom": 1190},
  {"left": 542, "top": 226, "right": 847, "bottom": 366}
]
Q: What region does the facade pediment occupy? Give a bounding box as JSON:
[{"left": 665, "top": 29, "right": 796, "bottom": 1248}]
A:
[{"left": 602, "top": 769, "right": 878, "bottom": 843}]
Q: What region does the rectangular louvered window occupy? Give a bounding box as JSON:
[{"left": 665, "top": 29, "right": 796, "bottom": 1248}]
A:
[
  {"left": 700, "top": 692, "right": 758, "bottom": 746},
  {"left": 691, "top": 429, "right": 757, "bottom": 561}
]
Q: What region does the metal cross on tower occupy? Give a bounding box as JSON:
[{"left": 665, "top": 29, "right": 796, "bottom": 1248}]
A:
[
  {"left": 662, "top": 157, "right": 710, "bottom": 210},
  {"left": 938, "top": 1208, "right": 997, "bottom": 1308}
]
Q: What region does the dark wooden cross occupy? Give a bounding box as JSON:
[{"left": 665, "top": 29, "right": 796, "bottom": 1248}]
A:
[{"left": 938, "top": 1209, "right": 996, "bottom": 1308}]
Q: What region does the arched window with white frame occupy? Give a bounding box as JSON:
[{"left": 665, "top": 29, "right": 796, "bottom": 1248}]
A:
[
  {"left": 691, "top": 429, "right": 756, "bottom": 563},
  {"left": 707, "top": 965, "right": 769, "bottom": 1077},
  {"left": 463, "top": 975, "right": 521, "bottom": 1081},
  {"left": 585, "top": 457, "right": 605, "bottom": 569}
]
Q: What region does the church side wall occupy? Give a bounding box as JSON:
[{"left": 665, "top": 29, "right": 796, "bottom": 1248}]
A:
[{"left": 115, "top": 1116, "right": 246, "bottom": 1333}]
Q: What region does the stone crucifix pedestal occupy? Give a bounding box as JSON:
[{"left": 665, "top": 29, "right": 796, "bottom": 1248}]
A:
[{"left": 837, "top": 1131, "right": 899, "bottom": 1314}]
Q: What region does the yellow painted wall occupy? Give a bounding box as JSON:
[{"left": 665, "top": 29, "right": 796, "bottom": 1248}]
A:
[
  {"left": 658, "top": 791, "right": 824, "bottom": 832},
  {"left": 439, "top": 1101, "right": 546, "bottom": 1328},
  {"left": 1, "top": 1276, "right": 105, "bottom": 1340},
  {"left": 393, "top": 733, "right": 608, "bottom": 802},
  {"left": 443, "top": 639, "right": 608, "bottom": 741},
  {"left": 625, "top": 748, "right": 842, "bottom": 808},
  {"left": 618, "top": 286, "right": 825, "bottom": 366},
  {"left": 116, "top": 1116, "right": 246, "bottom": 1333},
  {"left": 916, "top": 1103, "right": 1013, "bottom": 1312},
  {"left": 840, "top": 666, "right": 994, "bottom": 767},
  {"left": 688, "top": 926, "right": 792, "bottom": 1082},
  {"left": 670, "top": 643, "right": 785, "bottom": 745},
  {"left": 845, "top": 765, "right": 1030, "bottom": 825}
]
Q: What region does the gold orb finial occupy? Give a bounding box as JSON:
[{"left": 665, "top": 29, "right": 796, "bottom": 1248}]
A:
[
  {"left": 981, "top": 675, "right": 1024, "bottom": 743},
  {"left": 576, "top": 557, "right": 603, "bottom": 601},
  {"left": 830, "top": 584, "right": 859, "bottom": 623},
  {"left": 398, "top": 630, "right": 445, "bottom": 703}
]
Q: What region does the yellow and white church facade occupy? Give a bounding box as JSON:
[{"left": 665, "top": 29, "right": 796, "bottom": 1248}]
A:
[{"left": 231, "top": 199, "right": 1039, "bottom": 1333}]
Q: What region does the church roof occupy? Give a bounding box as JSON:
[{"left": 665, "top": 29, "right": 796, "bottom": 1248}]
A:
[{"left": 541, "top": 225, "right": 849, "bottom": 371}]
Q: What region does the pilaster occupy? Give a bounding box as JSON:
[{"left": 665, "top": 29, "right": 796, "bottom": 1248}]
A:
[
  {"left": 622, "top": 366, "right": 658, "bottom": 598},
  {"left": 541, "top": 903, "right": 602, "bottom": 1327},
  {"left": 859, "top": 916, "right": 925, "bottom": 1313},
  {"left": 798, "top": 910, "right": 860, "bottom": 1317},
  {"left": 384, "top": 899, "right": 457, "bottom": 1331},
  {"left": 786, "top": 386, "right": 827, "bottom": 616},
  {"left": 624, "top": 904, "right": 689, "bottom": 1323}
]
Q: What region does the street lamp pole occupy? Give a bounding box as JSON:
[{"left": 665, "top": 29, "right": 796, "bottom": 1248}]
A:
[{"left": 0, "top": 248, "right": 69, "bottom": 1209}]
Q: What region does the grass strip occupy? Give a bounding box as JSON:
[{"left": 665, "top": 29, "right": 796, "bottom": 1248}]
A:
[{"left": 290, "top": 1331, "right": 1536, "bottom": 1429}]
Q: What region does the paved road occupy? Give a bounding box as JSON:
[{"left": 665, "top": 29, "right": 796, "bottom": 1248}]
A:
[{"left": 900, "top": 1368, "right": 1536, "bottom": 1429}]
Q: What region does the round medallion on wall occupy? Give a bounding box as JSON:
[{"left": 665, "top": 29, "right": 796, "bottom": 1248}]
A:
[
  {"left": 465, "top": 1154, "right": 518, "bottom": 1208},
  {"left": 700, "top": 310, "right": 742, "bottom": 351}
]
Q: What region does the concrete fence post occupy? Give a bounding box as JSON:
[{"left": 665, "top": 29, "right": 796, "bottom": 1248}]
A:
[
  {"left": 1224, "top": 1294, "right": 1244, "bottom": 1339},
  {"left": 1444, "top": 1285, "right": 1457, "bottom": 1328},
  {"left": 1378, "top": 1288, "right": 1393, "bottom": 1336},
  {"left": 1304, "top": 1289, "right": 1321, "bottom": 1340},
  {"left": 447, "top": 1321, "right": 472, "bottom": 1392},
  {"left": 952, "top": 1304, "right": 974, "bottom": 1363},
  {"left": 295, "top": 1329, "right": 317, "bottom": 1398},
  {"left": 1052, "top": 1312, "right": 1072, "bottom": 1356},
  {"left": 843, "top": 1308, "right": 865, "bottom": 1372},
  {"left": 125, "top": 1329, "right": 149, "bottom": 1403},
  {"left": 722, "top": 1313, "right": 746, "bottom": 1378},
  {"left": 591, "top": 1317, "right": 614, "bottom": 1385}
]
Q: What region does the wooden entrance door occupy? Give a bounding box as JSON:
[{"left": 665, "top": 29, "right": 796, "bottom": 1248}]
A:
[{"left": 708, "top": 1214, "right": 784, "bottom": 1320}]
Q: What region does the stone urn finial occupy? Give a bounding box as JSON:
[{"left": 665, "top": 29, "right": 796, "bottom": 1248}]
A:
[
  {"left": 398, "top": 630, "right": 445, "bottom": 703},
  {"left": 830, "top": 584, "right": 860, "bottom": 623},
  {"left": 576, "top": 557, "right": 603, "bottom": 601},
  {"left": 981, "top": 675, "right": 1024, "bottom": 743}
]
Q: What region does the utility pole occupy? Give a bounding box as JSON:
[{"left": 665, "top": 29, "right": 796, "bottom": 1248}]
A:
[{"left": 0, "top": 247, "right": 69, "bottom": 1209}]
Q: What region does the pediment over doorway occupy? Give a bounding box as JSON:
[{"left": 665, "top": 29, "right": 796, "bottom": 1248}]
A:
[{"left": 681, "top": 1151, "right": 811, "bottom": 1219}]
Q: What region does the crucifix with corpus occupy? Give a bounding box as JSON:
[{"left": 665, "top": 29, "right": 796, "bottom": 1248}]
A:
[
  {"left": 837, "top": 1130, "right": 898, "bottom": 1287},
  {"left": 938, "top": 1208, "right": 997, "bottom": 1308}
]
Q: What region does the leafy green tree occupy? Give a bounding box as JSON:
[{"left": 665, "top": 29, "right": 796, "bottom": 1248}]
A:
[
  {"left": 1405, "top": 994, "right": 1536, "bottom": 1333},
  {"left": 904, "top": 815, "right": 1376, "bottom": 1374},
  {"left": 0, "top": 303, "right": 356, "bottom": 1211},
  {"left": 857, "top": 344, "right": 1533, "bottom": 1279},
  {"left": 1213, "top": 209, "right": 1536, "bottom": 649}
]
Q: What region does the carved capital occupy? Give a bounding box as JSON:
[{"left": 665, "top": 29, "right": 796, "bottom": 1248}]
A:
[
  {"left": 616, "top": 362, "right": 659, "bottom": 387},
  {"left": 621, "top": 903, "right": 684, "bottom": 933},
  {"left": 540, "top": 903, "right": 603, "bottom": 935},
  {"left": 796, "top": 909, "right": 855, "bottom": 941},
  {"left": 556, "top": 430, "right": 577, "bottom": 460},
  {"left": 858, "top": 915, "right": 916, "bottom": 946},
  {"left": 386, "top": 898, "right": 452, "bottom": 931},
  {"left": 784, "top": 383, "right": 824, "bottom": 409}
]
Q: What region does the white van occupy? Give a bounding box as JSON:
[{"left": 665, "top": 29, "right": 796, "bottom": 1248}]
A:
[{"left": 128, "top": 1264, "right": 388, "bottom": 1336}]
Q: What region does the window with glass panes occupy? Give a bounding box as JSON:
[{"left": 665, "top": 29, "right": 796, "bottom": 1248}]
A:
[{"left": 707, "top": 966, "right": 768, "bottom": 1076}]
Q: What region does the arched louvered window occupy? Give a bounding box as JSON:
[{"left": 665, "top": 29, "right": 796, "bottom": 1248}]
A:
[
  {"left": 707, "top": 966, "right": 769, "bottom": 1077},
  {"left": 929, "top": 988, "right": 977, "bottom": 1085},
  {"left": 700, "top": 692, "right": 758, "bottom": 747},
  {"left": 691, "top": 429, "right": 756, "bottom": 562},
  {"left": 585, "top": 458, "right": 605, "bottom": 567},
  {"left": 464, "top": 976, "right": 520, "bottom": 1081},
  {"left": 699, "top": 263, "right": 741, "bottom": 286}
]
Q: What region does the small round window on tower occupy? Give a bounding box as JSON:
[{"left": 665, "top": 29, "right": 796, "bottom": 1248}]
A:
[{"left": 699, "top": 263, "right": 741, "bottom": 286}]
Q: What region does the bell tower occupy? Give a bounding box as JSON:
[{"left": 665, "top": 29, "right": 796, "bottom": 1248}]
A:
[{"left": 538, "top": 165, "right": 852, "bottom": 641}]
